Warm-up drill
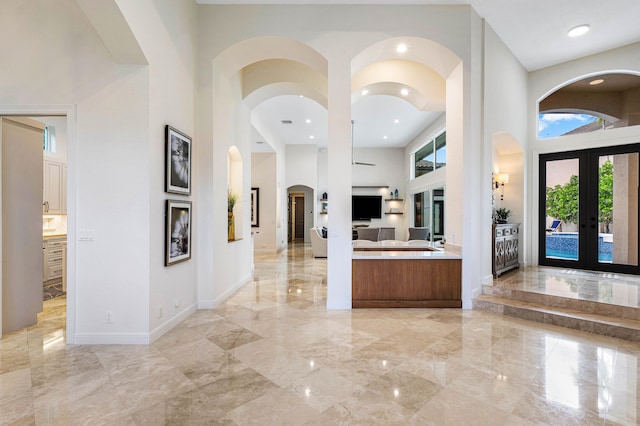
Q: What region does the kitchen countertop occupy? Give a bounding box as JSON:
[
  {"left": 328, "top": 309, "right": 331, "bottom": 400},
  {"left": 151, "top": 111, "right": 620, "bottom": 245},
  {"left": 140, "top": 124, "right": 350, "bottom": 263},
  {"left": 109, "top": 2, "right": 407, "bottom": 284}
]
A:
[
  {"left": 352, "top": 243, "right": 462, "bottom": 260},
  {"left": 43, "top": 233, "right": 67, "bottom": 239}
]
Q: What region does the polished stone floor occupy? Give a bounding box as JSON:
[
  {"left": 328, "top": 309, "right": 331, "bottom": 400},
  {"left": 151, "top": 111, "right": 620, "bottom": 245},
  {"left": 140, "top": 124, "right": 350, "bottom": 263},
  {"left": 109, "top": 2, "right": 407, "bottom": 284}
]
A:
[
  {"left": 2, "top": 243, "right": 640, "bottom": 425},
  {"left": 495, "top": 265, "right": 640, "bottom": 309}
]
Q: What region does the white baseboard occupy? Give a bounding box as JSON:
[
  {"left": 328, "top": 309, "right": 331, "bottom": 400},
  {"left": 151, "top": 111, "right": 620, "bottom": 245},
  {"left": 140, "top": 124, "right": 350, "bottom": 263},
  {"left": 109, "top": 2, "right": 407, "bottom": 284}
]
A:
[
  {"left": 471, "top": 286, "right": 483, "bottom": 299},
  {"left": 197, "top": 273, "right": 252, "bottom": 310},
  {"left": 326, "top": 300, "right": 352, "bottom": 310},
  {"left": 149, "top": 303, "right": 197, "bottom": 343},
  {"left": 72, "top": 332, "right": 151, "bottom": 345},
  {"left": 198, "top": 300, "right": 215, "bottom": 309},
  {"left": 254, "top": 248, "right": 277, "bottom": 254},
  {"left": 71, "top": 303, "right": 198, "bottom": 345}
]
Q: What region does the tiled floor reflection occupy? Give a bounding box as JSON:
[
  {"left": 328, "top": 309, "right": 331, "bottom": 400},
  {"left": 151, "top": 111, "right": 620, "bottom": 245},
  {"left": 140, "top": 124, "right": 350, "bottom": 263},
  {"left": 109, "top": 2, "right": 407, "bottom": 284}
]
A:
[
  {"left": 495, "top": 266, "right": 640, "bottom": 309},
  {"left": 2, "top": 244, "right": 640, "bottom": 425}
]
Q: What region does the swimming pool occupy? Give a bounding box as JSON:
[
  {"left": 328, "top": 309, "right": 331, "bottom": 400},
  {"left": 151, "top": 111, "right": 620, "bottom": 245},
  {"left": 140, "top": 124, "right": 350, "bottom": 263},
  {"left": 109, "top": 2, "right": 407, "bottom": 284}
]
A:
[{"left": 545, "top": 232, "right": 612, "bottom": 262}]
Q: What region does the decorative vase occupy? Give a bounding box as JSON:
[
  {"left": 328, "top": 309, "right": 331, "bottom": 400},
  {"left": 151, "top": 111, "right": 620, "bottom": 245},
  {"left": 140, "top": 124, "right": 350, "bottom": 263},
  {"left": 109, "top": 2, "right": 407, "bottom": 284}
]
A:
[
  {"left": 394, "top": 189, "right": 399, "bottom": 199},
  {"left": 228, "top": 211, "right": 235, "bottom": 241}
]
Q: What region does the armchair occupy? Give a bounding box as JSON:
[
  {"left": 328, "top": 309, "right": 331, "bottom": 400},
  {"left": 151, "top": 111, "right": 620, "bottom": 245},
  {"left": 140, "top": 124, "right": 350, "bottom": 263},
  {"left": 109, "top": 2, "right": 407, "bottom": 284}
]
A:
[
  {"left": 408, "top": 227, "right": 430, "bottom": 241},
  {"left": 310, "top": 227, "right": 327, "bottom": 258}
]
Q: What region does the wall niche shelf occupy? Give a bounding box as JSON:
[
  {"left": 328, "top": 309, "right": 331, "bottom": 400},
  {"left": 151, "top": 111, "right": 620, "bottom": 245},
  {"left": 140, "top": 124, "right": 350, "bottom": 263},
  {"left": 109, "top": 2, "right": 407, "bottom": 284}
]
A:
[{"left": 384, "top": 197, "right": 403, "bottom": 215}]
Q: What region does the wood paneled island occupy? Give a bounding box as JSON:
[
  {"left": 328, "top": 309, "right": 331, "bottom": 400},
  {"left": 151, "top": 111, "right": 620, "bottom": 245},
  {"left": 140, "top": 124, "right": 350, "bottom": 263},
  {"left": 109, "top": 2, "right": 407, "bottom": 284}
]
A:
[{"left": 352, "top": 245, "right": 462, "bottom": 308}]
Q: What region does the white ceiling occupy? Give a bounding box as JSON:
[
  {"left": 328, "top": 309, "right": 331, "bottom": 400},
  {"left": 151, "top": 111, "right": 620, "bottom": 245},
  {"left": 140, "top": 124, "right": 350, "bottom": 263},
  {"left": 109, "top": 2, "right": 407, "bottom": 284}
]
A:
[{"left": 198, "top": 0, "right": 640, "bottom": 151}]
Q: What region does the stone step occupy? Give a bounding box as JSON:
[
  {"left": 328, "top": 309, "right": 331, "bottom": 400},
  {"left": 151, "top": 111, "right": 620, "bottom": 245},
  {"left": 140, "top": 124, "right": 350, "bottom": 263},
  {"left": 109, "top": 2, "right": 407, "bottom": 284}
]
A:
[
  {"left": 481, "top": 284, "right": 640, "bottom": 321},
  {"left": 473, "top": 294, "right": 640, "bottom": 342}
]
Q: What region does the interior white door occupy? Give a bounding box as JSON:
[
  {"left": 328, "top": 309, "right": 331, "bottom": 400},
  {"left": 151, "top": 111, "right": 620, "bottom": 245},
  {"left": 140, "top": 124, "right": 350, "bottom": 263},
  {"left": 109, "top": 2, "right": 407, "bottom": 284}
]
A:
[{"left": 1, "top": 117, "right": 44, "bottom": 334}]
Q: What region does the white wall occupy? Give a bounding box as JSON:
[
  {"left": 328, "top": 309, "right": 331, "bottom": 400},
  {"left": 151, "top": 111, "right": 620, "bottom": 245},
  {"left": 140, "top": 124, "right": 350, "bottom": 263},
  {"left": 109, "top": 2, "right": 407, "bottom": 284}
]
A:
[
  {"left": 116, "top": 0, "right": 199, "bottom": 342},
  {"left": 1, "top": 0, "right": 149, "bottom": 343},
  {"left": 528, "top": 42, "right": 640, "bottom": 264},
  {"left": 251, "top": 152, "right": 277, "bottom": 252},
  {"left": 286, "top": 145, "right": 318, "bottom": 190},
  {"left": 197, "top": 4, "right": 480, "bottom": 309},
  {"left": 286, "top": 145, "right": 319, "bottom": 243},
  {"left": 483, "top": 22, "right": 528, "bottom": 277},
  {"left": 0, "top": 0, "right": 198, "bottom": 343},
  {"left": 351, "top": 148, "right": 407, "bottom": 239}
]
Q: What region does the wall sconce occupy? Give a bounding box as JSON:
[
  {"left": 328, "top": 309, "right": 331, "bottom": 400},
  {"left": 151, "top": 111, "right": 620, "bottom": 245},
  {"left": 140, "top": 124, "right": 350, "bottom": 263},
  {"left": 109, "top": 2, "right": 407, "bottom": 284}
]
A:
[{"left": 495, "top": 173, "right": 509, "bottom": 201}]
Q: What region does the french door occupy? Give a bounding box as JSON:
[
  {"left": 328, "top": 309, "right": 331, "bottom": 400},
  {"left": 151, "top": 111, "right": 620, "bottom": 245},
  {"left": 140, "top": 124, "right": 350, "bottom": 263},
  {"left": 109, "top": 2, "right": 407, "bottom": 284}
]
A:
[{"left": 539, "top": 144, "right": 640, "bottom": 274}]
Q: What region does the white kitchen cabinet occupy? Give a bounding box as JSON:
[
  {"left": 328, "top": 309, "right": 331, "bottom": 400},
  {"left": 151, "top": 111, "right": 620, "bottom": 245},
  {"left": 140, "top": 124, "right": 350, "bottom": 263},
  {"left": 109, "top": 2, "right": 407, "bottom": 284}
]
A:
[
  {"left": 43, "top": 236, "right": 66, "bottom": 283},
  {"left": 43, "top": 159, "right": 66, "bottom": 214}
]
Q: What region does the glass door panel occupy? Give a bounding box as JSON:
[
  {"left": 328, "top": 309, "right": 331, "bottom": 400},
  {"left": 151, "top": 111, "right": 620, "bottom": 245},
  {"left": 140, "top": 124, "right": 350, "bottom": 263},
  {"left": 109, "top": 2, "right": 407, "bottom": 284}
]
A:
[
  {"left": 544, "top": 158, "right": 580, "bottom": 263},
  {"left": 599, "top": 153, "right": 639, "bottom": 266},
  {"left": 540, "top": 145, "right": 640, "bottom": 274}
]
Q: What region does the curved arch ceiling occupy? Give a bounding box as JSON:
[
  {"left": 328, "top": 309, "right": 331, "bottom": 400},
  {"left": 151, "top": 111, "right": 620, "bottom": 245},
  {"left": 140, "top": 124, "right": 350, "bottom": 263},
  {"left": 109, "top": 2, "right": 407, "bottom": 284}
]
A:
[{"left": 242, "top": 36, "right": 460, "bottom": 151}]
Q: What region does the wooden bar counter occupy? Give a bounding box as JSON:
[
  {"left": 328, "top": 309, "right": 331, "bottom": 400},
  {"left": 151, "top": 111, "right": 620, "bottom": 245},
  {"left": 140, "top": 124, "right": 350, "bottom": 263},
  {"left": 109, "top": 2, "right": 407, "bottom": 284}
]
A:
[{"left": 352, "top": 243, "right": 462, "bottom": 308}]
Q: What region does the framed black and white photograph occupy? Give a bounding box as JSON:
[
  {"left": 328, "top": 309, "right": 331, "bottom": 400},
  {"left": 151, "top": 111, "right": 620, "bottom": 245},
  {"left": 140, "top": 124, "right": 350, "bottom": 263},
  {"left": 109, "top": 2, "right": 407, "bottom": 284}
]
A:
[
  {"left": 251, "top": 187, "right": 259, "bottom": 227},
  {"left": 165, "top": 125, "right": 192, "bottom": 195},
  {"left": 165, "top": 200, "right": 192, "bottom": 266}
]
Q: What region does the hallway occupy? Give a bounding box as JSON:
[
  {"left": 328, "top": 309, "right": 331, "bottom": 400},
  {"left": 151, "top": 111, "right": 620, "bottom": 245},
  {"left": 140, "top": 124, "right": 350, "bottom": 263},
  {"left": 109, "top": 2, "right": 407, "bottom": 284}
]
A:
[{"left": 1, "top": 244, "right": 640, "bottom": 424}]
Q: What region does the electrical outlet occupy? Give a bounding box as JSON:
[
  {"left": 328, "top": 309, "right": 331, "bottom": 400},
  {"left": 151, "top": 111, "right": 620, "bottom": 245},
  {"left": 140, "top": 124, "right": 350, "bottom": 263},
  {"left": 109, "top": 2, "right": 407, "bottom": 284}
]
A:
[
  {"left": 106, "top": 310, "right": 113, "bottom": 324},
  {"left": 158, "top": 307, "right": 163, "bottom": 319}
]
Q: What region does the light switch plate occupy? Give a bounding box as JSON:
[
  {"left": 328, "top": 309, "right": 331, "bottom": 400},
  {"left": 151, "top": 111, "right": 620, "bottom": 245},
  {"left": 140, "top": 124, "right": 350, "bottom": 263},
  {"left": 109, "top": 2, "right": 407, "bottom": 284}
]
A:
[{"left": 79, "top": 229, "right": 96, "bottom": 241}]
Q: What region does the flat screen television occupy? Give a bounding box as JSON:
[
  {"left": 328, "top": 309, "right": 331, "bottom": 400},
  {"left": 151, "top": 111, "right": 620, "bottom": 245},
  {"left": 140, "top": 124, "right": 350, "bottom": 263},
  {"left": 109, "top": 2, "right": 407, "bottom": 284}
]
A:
[{"left": 352, "top": 195, "right": 382, "bottom": 220}]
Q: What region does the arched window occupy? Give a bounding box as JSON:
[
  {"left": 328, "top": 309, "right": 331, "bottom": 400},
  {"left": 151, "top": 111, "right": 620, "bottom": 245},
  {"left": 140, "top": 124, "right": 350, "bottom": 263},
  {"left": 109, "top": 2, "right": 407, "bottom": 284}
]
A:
[{"left": 538, "top": 73, "right": 640, "bottom": 139}]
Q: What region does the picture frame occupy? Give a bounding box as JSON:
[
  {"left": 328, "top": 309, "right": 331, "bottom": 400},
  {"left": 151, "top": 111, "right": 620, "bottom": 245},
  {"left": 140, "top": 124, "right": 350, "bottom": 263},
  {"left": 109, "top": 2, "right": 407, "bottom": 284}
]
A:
[
  {"left": 165, "top": 125, "right": 192, "bottom": 195},
  {"left": 251, "top": 187, "right": 259, "bottom": 227},
  {"left": 165, "top": 200, "right": 192, "bottom": 266}
]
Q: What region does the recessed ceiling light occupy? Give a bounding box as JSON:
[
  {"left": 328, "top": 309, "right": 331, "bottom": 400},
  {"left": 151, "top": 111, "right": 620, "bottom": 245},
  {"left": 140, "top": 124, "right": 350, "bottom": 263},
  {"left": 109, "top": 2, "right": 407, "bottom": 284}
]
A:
[
  {"left": 400, "top": 88, "right": 409, "bottom": 96},
  {"left": 361, "top": 89, "right": 369, "bottom": 96},
  {"left": 309, "top": 135, "right": 314, "bottom": 139},
  {"left": 383, "top": 136, "right": 388, "bottom": 140},
  {"left": 394, "top": 119, "right": 400, "bottom": 124},
  {"left": 568, "top": 24, "right": 590, "bottom": 37},
  {"left": 305, "top": 119, "right": 311, "bottom": 123},
  {"left": 589, "top": 79, "right": 604, "bottom": 86},
  {"left": 396, "top": 44, "right": 407, "bottom": 53},
  {"left": 299, "top": 95, "right": 304, "bottom": 98}
]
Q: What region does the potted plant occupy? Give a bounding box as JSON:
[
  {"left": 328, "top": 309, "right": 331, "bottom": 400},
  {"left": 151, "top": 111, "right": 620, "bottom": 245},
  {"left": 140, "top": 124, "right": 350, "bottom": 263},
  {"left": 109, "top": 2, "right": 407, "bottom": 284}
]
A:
[
  {"left": 228, "top": 191, "right": 237, "bottom": 212},
  {"left": 228, "top": 191, "right": 238, "bottom": 241},
  {"left": 493, "top": 207, "right": 511, "bottom": 224}
]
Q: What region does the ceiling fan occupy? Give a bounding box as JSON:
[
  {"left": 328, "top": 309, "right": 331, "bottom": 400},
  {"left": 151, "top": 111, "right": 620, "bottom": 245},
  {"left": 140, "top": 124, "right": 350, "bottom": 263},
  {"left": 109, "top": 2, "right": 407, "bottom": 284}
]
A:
[{"left": 351, "top": 120, "right": 376, "bottom": 166}]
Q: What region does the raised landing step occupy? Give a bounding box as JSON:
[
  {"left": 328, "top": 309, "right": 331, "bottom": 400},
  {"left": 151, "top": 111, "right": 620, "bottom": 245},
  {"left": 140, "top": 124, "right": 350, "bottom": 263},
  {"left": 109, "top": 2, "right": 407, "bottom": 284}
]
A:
[{"left": 473, "top": 286, "right": 640, "bottom": 342}]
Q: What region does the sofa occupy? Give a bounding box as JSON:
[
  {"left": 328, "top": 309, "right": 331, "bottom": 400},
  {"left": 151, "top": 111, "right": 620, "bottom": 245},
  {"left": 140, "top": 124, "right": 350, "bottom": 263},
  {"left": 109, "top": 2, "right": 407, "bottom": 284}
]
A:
[
  {"left": 310, "top": 227, "right": 327, "bottom": 258},
  {"left": 356, "top": 227, "right": 395, "bottom": 241}
]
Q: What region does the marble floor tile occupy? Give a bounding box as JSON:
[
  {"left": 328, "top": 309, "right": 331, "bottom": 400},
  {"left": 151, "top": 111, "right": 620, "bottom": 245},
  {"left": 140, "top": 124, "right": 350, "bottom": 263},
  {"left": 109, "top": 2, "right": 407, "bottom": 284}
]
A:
[
  {"left": 305, "top": 387, "right": 415, "bottom": 425},
  {"left": 196, "top": 367, "right": 279, "bottom": 413},
  {"left": 285, "top": 367, "right": 364, "bottom": 412},
  {"left": 3, "top": 242, "right": 640, "bottom": 425},
  {"left": 226, "top": 388, "right": 320, "bottom": 425},
  {"left": 364, "top": 369, "right": 443, "bottom": 413}
]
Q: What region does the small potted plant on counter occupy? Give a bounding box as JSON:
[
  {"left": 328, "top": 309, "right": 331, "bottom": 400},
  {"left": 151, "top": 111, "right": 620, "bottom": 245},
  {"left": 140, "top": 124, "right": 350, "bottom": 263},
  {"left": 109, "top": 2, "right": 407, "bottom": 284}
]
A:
[{"left": 493, "top": 207, "right": 511, "bottom": 224}]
